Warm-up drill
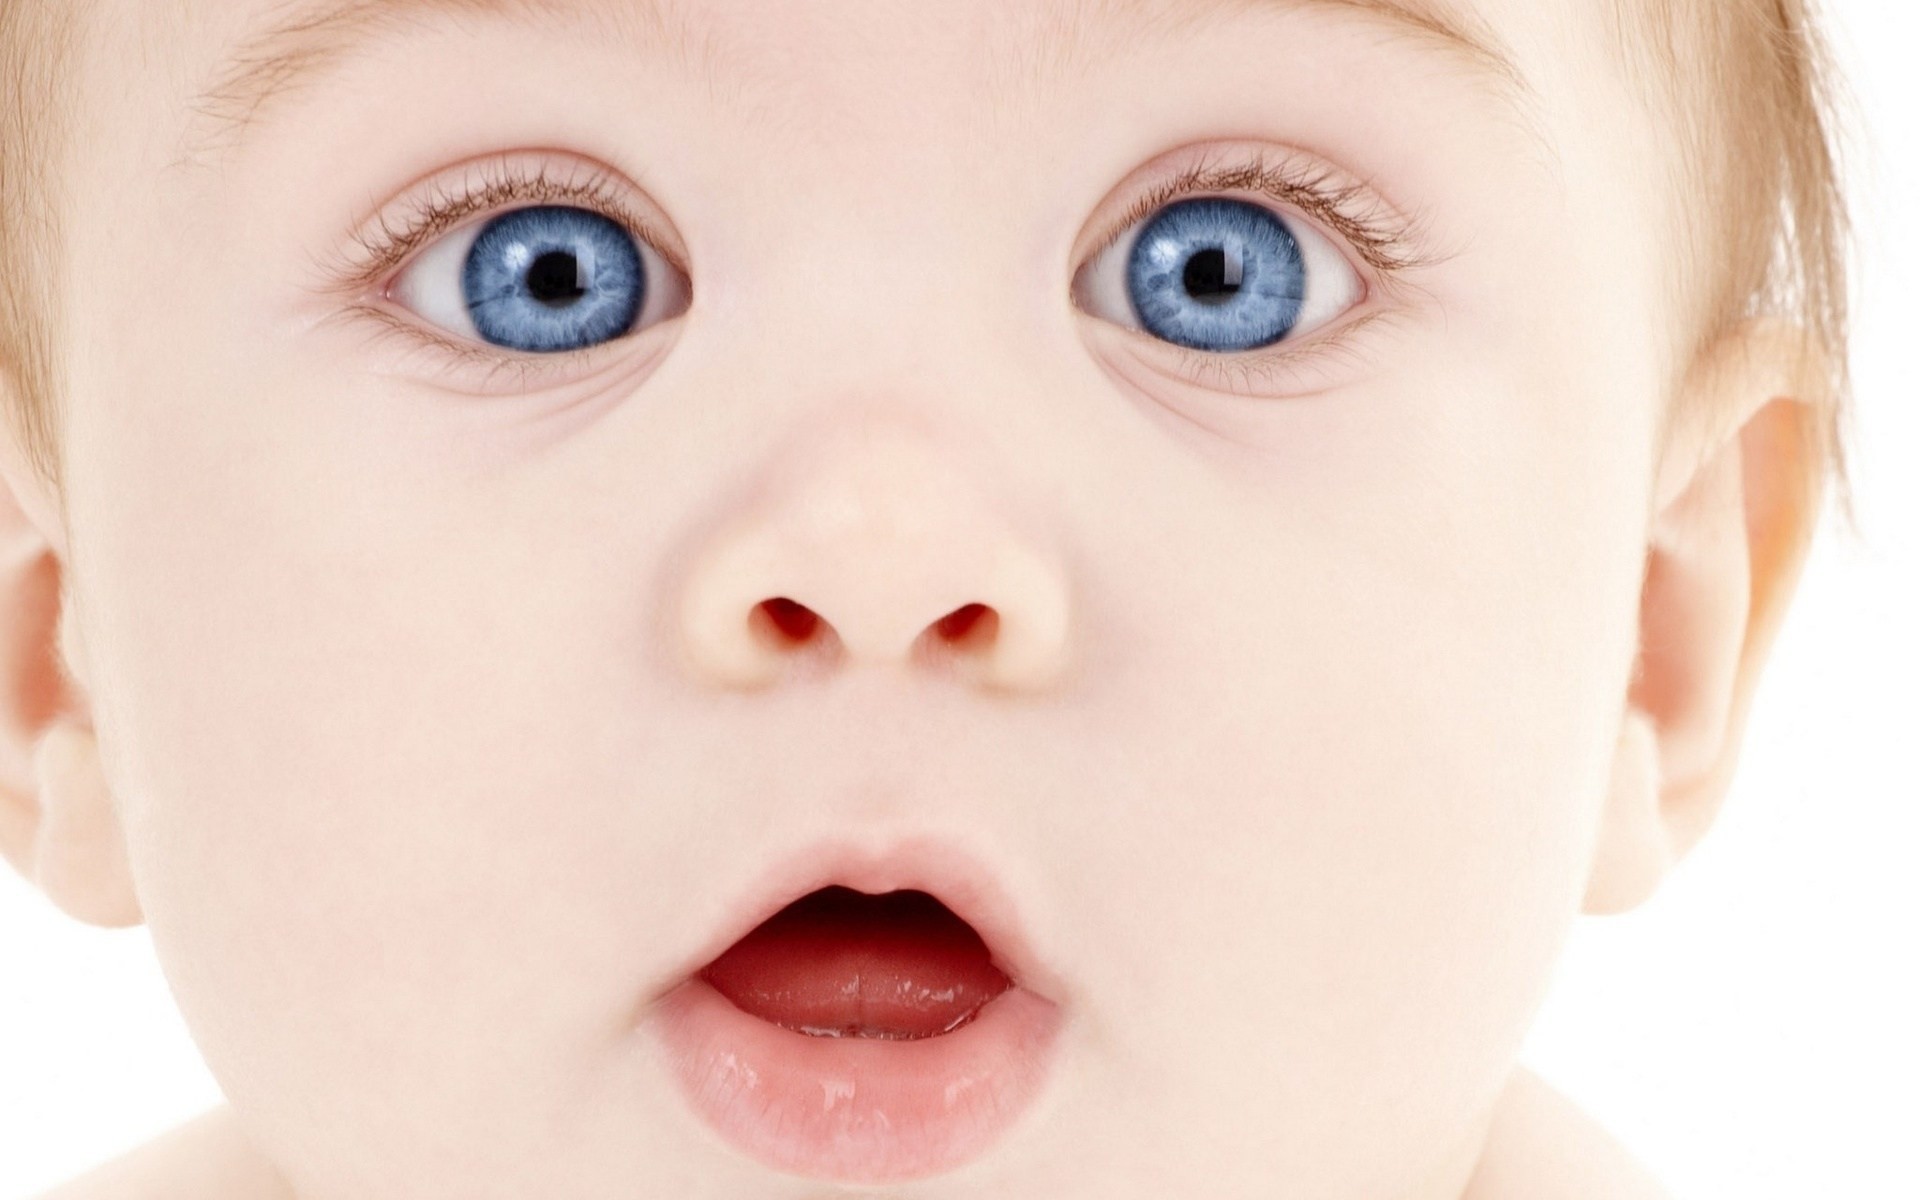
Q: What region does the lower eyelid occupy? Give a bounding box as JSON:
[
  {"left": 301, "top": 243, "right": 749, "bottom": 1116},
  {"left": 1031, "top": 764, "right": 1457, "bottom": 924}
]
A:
[
  {"left": 331, "top": 301, "right": 605, "bottom": 393},
  {"left": 1073, "top": 193, "right": 1370, "bottom": 371},
  {"left": 376, "top": 206, "right": 689, "bottom": 376},
  {"left": 1164, "top": 307, "right": 1401, "bottom": 396},
  {"left": 347, "top": 173, "right": 1401, "bottom": 393},
  {"left": 354, "top": 278, "right": 1380, "bottom": 401}
]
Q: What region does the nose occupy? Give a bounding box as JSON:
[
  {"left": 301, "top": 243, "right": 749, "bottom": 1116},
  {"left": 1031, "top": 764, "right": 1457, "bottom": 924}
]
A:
[{"left": 671, "top": 409, "right": 1075, "bottom": 694}]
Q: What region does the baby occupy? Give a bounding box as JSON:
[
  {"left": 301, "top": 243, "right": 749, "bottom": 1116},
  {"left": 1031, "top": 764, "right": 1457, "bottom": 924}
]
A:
[{"left": 0, "top": 0, "right": 1859, "bottom": 1195}]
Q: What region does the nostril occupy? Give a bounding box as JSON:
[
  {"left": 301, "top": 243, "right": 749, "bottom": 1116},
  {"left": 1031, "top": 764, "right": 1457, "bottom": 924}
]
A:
[
  {"left": 934, "top": 603, "right": 990, "bottom": 641},
  {"left": 760, "top": 597, "right": 820, "bottom": 641},
  {"left": 760, "top": 599, "right": 989, "bottom": 646}
]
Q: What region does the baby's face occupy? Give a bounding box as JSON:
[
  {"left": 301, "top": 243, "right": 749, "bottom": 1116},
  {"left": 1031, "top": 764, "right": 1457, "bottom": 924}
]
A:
[{"left": 44, "top": 0, "right": 1679, "bottom": 1194}]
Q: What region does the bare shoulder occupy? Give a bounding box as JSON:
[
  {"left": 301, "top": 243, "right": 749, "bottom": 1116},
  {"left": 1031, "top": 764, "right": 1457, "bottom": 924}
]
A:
[
  {"left": 30, "top": 1104, "right": 297, "bottom": 1200},
  {"left": 1463, "top": 1064, "right": 1678, "bottom": 1200}
]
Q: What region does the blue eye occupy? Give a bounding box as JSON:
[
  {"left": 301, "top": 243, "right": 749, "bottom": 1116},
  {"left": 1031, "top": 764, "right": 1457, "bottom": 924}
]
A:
[
  {"left": 389, "top": 204, "right": 688, "bottom": 354},
  {"left": 1074, "top": 195, "right": 1361, "bottom": 354}
]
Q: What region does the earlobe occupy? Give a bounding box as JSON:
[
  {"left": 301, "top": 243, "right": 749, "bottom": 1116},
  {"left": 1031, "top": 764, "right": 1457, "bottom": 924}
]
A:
[
  {"left": 31, "top": 719, "right": 144, "bottom": 928},
  {"left": 1583, "top": 317, "right": 1829, "bottom": 916},
  {"left": 1583, "top": 712, "right": 1673, "bottom": 915},
  {"left": 0, "top": 448, "right": 74, "bottom": 885},
  {"left": 0, "top": 388, "right": 140, "bottom": 925}
]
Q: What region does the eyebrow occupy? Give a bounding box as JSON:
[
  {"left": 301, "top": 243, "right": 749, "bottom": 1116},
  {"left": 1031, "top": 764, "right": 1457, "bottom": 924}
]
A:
[
  {"left": 176, "top": 0, "right": 684, "bottom": 169},
  {"left": 176, "top": 0, "right": 1551, "bottom": 173}
]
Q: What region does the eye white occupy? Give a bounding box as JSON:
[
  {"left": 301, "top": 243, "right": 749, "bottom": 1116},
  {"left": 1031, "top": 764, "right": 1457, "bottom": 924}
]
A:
[
  {"left": 385, "top": 209, "right": 689, "bottom": 345},
  {"left": 1072, "top": 198, "right": 1363, "bottom": 345},
  {"left": 389, "top": 220, "right": 489, "bottom": 341}
]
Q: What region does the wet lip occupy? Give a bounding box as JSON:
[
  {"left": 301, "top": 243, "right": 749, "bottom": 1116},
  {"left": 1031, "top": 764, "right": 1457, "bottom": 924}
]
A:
[
  {"left": 656, "top": 834, "right": 1070, "bottom": 1008},
  {"left": 638, "top": 835, "right": 1070, "bottom": 1183}
]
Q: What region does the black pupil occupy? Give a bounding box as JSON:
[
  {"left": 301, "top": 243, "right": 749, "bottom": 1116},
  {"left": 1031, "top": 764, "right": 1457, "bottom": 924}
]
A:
[
  {"left": 528, "top": 250, "right": 587, "bottom": 307},
  {"left": 1183, "top": 246, "right": 1243, "bottom": 305}
]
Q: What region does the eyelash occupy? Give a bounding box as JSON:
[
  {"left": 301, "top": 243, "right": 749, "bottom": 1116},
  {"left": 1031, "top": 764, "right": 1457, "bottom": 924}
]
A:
[
  {"left": 320, "top": 158, "right": 675, "bottom": 391},
  {"left": 329, "top": 150, "right": 1446, "bottom": 394},
  {"left": 1079, "top": 148, "right": 1446, "bottom": 392}
]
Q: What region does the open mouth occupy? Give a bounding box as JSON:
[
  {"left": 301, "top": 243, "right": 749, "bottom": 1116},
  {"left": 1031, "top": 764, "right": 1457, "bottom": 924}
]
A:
[
  {"left": 698, "top": 885, "right": 1013, "bottom": 1040},
  {"left": 639, "top": 839, "right": 1067, "bottom": 1184}
]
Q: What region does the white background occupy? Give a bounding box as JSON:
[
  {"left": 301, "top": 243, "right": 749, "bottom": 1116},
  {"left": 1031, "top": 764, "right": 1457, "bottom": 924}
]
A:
[{"left": 2, "top": 2, "right": 1915, "bottom": 1197}]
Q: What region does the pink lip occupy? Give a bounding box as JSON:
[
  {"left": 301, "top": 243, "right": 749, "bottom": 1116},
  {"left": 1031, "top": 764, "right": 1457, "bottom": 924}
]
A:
[{"left": 638, "top": 836, "right": 1069, "bottom": 1183}]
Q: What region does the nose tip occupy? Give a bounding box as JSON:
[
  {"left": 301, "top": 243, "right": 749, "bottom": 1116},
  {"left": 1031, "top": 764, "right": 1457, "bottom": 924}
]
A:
[{"left": 673, "top": 418, "right": 1073, "bottom": 690}]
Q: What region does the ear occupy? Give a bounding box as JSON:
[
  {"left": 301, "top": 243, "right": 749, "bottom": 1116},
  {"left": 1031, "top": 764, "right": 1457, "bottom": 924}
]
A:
[
  {"left": 1584, "top": 317, "right": 1830, "bottom": 916},
  {"left": 0, "top": 385, "right": 143, "bottom": 927}
]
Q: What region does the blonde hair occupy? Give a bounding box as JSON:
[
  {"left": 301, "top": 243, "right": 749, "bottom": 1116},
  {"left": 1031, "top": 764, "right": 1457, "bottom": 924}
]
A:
[
  {"left": 1, "top": 0, "right": 1862, "bottom": 536},
  {"left": 0, "top": 1, "right": 81, "bottom": 511},
  {"left": 1604, "top": 0, "right": 1861, "bottom": 538}
]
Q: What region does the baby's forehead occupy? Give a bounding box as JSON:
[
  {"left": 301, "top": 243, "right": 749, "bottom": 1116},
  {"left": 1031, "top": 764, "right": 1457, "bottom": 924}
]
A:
[
  {"left": 149, "top": 0, "right": 1591, "bottom": 98},
  {"left": 141, "top": 0, "right": 1625, "bottom": 180}
]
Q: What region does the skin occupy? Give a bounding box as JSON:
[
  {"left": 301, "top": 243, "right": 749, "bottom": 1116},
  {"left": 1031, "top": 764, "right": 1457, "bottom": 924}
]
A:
[{"left": 0, "top": 0, "right": 1827, "bottom": 1196}]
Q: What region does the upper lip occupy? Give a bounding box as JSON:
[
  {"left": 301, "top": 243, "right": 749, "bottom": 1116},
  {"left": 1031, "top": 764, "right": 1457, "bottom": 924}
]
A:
[{"left": 659, "top": 834, "right": 1068, "bottom": 1007}]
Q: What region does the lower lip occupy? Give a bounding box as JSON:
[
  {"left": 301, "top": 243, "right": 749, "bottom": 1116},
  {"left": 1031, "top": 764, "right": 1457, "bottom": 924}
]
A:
[{"left": 643, "top": 972, "right": 1065, "bottom": 1183}]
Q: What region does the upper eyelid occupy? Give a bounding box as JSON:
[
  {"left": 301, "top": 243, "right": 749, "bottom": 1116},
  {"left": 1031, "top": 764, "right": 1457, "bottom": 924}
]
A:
[
  {"left": 1077, "top": 161, "right": 1427, "bottom": 340},
  {"left": 378, "top": 201, "right": 683, "bottom": 303},
  {"left": 301, "top": 155, "right": 688, "bottom": 304},
  {"left": 1079, "top": 148, "right": 1442, "bottom": 272},
  {"left": 321, "top": 146, "right": 1444, "bottom": 382},
  {"left": 1082, "top": 213, "right": 1362, "bottom": 391},
  {"left": 1072, "top": 155, "right": 1451, "bottom": 393},
  {"left": 331, "top": 145, "right": 1431, "bottom": 295},
  {"left": 1082, "top": 186, "right": 1363, "bottom": 304}
]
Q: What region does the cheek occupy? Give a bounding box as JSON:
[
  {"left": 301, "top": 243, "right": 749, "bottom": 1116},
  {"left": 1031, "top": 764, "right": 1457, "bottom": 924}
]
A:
[
  {"left": 60, "top": 323, "right": 677, "bottom": 1165},
  {"left": 54, "top": 156, "right": 1657, "bottom": 1189},
  {"left": 1063, "top": 325, "right": 1653, "bottom": 1154}
]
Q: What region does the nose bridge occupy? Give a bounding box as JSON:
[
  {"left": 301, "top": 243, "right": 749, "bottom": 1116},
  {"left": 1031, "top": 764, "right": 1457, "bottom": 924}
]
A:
[
  {"left": 655, "top": 105, "right": 1077, "bottom": 693},
  {"left": 743, "top": 191, "right": 998, "bottom": 374},
  {"left": 718, "top": 98, "right": 1029, "bottom": 368}
]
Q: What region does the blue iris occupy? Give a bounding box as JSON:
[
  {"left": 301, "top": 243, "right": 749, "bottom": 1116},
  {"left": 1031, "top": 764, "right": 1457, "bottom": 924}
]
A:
[
  {"left": 1126, "top": 198, "right": 1304, "bottom": 351},
  {"left": 461, "top": 206, "right": 645, "bottom": 353}
]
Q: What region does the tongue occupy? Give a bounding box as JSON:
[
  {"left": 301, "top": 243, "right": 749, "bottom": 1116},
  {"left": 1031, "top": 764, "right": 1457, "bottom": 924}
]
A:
[{"left": 700, "top": 886, "right": 1013, "bottom": 1039}]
